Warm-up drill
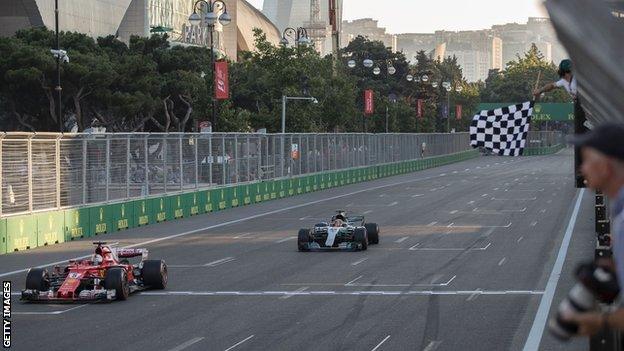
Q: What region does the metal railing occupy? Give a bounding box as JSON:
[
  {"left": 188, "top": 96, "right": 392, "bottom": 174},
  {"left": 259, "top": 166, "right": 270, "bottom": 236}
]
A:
[{"left": 0, "top": 131, "right": 561, "bottom": 218}]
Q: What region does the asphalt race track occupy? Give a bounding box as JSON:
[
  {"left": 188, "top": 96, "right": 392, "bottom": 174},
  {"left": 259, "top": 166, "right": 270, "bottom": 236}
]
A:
[{"left": 2, "top": 148, "right": 595, "bottom": 351}]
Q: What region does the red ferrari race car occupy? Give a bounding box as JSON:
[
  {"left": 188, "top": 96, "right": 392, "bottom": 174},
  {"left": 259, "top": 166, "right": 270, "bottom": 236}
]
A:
[{"left": 21, "top": 242, "right": 167, "bottom": 302}]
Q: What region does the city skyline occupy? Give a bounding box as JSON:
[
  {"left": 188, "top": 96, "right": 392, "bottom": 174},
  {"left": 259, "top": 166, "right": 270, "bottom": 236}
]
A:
[{"left": 246, "top": 0, "right": 548, "bottom": 34}]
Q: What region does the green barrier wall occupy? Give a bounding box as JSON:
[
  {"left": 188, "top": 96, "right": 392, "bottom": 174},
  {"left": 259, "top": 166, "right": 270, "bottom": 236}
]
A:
[
  {"left": 0, "top": 148, "right": 497, "bottom": 254},
  {"left": 0, "top": 219, "right": 6, "bottom": 254},
  {"left": 150, "top": 197, "right": 169, "bottom": 223},
  {"left": 64, "top": 207, "right": 90, "bottom": 241},
  {"left": 109, "top": 202, "right": 134, "bottom": 231},
  {"left": 89, "top": 205, "right": 113, "bottom": 236},
  {"left": 36, "top": 212, "right": 64, "bottom": 246},
  {"left": 6, "top": 215, "right": 37, "bottom": 252},
  {"left": 133, "top": 199, "right": 152, "bottom": 227}
]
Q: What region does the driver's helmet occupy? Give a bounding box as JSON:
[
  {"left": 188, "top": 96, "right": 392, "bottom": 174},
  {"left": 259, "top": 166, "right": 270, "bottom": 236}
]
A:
[
  {"left": 93, "top": 254, "right": 103, "bottom": 265},
  {"left": 332, "top": 211, "right": 347, "bottom": 222}
]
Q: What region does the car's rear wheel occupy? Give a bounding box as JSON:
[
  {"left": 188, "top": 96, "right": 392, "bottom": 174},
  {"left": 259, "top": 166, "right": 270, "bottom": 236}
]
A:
[
  {"left": 142, "top": 260, "right": 168, "bottom": 289},
  {"left": 364, "top": 223, "right": 380, "bottom": 244},
  {"left": 298, "top": 229, "right": 311, "bottom": 251},
  {"left": 25, "top": 268, "right": 49, "bottom": 291},
  {"left": 104, "top": 268, "right": 129, "bottom": 300},
  {"left": 354, "top": 227, "right": 368, "bottom": 251}
]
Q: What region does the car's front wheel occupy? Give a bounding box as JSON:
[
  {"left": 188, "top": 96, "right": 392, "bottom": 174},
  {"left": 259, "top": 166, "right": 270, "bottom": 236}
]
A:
[
  {"left": 25, "top": 268, "right": 49, "bottom": 291},
  {"left": 364, "top": 223, "right": 380, "bottom": 244},
  {"left": 354, "top": 228, "right": 368, "bottom": 251},
  {"left": 142, "top": 260, "right": 168, "bottom": 289},
  {"left": 298, "top": 229, "right": 311, "bottom": 251},
  {"left": 104, "top": 268, "right": 129, "bottom": 300}
]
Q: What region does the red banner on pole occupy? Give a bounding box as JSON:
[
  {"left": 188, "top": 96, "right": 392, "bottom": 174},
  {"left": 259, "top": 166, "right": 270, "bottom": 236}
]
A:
[
  {"left": 364, "top": 90, "right": 374, "bottom": 115},
  {"left": 456, "top": 104, "right": 462, "bottom": 120},
  {"left": 417, "top": 99, "right": 424, "bottom": 118},
  {"left": 215, "top": 61, "right": 229, "bottom": 100}
]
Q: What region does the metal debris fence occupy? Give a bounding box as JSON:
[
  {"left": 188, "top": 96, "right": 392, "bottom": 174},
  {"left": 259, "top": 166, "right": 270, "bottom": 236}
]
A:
[{"left": 0, "top": 131, "right": 563, "bottom": 217}]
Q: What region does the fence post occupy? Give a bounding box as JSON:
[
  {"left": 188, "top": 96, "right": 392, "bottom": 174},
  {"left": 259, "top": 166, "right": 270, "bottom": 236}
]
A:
[
  {"left": 163, "top": 136, "right": 167, "bottom": 193},
  {"left": 222, "top": 136, "right": 226, "bottom": 185},
  {"left": 126, "top": 136, "right": 130, "bottom": 198},
  {"left": 56, "top": 136, "right": 61, "bottom": 209},
  {"left": 82, "top": 138, "right": 87, "bottom": 204},
  {"left": 27, "top": 136, "right": 33, "bottom": 212},
  {"left": 246, "top": 135, "right": 251, "bottom": 182},
  {"left": 208, "top": 134, "right": 213, "bottom": 186},
  {"left": 179, "top": 135, "right": 183, "bottom": 191},
  {"left": 194, "top": 135, "right": 199, "bottom": 189},
  {"left": 105, "top": 136, "right": 110, "bottom": 202},
  {"left": 144, "top": 136, "right": 149, "bottom": 196}
]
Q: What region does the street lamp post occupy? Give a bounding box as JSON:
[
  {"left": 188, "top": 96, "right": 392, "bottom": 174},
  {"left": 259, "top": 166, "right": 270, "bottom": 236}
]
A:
[
  {"left": 280, "top": 27, "right": 310, "bottom": 47},
  {"left": 188, "top": 0, "right": 231, "bottom": 132}
]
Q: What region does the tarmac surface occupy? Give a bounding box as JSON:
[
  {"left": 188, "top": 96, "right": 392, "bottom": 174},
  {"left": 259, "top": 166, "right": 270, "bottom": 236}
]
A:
[{"left": 2, "top": 148, "right": 595, "bottom": 351}]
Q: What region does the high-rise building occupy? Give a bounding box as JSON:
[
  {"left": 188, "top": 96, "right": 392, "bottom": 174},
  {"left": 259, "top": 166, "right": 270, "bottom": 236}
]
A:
[{"left": 341, "top": 18, "right": 397, "bottom": 52}]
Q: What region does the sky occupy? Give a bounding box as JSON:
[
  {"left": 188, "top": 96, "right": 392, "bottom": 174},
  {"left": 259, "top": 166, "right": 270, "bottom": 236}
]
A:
[{"left": 245, "top": 0, "right": 548, "bottom": 33}]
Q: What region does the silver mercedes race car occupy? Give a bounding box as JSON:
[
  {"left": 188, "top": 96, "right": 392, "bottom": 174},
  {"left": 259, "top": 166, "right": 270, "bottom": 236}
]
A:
[{"left": 297, "top": 210, "right": 380, "bottom": 251}]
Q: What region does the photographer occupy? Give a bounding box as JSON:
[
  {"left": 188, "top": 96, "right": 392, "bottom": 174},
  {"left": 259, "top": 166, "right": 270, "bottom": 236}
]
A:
[{"left": 566, "top": 123, "right": 624, "bottom": 335}]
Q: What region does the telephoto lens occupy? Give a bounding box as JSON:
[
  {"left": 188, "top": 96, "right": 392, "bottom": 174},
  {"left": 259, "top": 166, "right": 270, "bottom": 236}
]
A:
[{"left": 548, "top": 262, "right": 620, "bottom": 340}]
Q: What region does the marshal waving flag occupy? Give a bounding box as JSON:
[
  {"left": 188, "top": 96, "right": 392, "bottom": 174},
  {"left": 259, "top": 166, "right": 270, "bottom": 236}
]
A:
[{"left": 470, "top": 101, "right": 534, "bottom": 156}]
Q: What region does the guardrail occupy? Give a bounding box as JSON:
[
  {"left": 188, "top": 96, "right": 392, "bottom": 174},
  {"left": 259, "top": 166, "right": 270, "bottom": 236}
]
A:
[
  {"left": 0, "top": 132, "right": 473, "bottom": 218},
  {"left": 0, "top": 131, "right": 564, "bottom": 255}
]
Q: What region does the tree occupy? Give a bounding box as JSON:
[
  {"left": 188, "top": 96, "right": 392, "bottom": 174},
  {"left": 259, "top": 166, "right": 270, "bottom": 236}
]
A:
[{"left": 481, "top": 44, "right": 569, "bottom": 103}]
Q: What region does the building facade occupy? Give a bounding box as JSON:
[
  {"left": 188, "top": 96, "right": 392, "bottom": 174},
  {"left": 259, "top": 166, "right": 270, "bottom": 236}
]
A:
[
  {"left": 341, "top": 18, "right": 397, "bottom": 52},
  {"left": 0, "top": 0, "right": 281, "bottom": 61},
  {"left": 0, "top": 0, "right": 133, "bottom": 38}
]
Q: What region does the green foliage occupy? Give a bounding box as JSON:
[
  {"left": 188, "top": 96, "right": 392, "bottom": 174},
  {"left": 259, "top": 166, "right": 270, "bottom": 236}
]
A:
[{"left": 481, "top": 44, "right": 570, "bottom": 103}]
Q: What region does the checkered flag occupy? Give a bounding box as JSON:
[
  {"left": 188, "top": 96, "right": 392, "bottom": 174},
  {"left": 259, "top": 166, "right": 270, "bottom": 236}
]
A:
[{"left": 470, "top": 101, "right": 533, "bottom": 156}]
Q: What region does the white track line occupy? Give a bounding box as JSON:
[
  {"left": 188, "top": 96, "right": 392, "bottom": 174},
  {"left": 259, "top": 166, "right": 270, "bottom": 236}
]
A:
[
  {"left": 140, "top": 289, "right": 544, "bottom": 297},
  {"left": 280, "top": 287, "right": 309, "bottom": 299},
  {"left": 224, "top": 335, "right": 255, "bottom": 351},
  {"left": 345, "top": 275, "right": 364, "bottom": 286},
  {"left": 498, "top": 257, "right": 507, "bottom": 266},
  {"left": 351, "top": 258, "right": 368, "bottom": 266},
  {"left": 0, "top": 171, "right": 457, "bottom": 278},
  {"left": 522, "top": 189, "right": 584, "bottom": 351},
  {"left": 12, "top": 304, "right": 87, "bottom": 315},
  {"left": 169, "top": 337, "right": 205, "bottom": 351},
  {"left": 233, "top": 233, "right": 254, "bottom": 239},
  {"left": 423, "top": 340, "right": 442, "bottom": 351},
  {"left": 410, "top": 243, "right": 490, "bottom": 251},
  {"left": 395, "top": 236, "right": 409, "bottom": 243},
  {"left": 205, "top": 257, "right": 235, "bottom": 267},
  {"left": 371, "top": 335, "right": 391, "bottom": 351},
  {"left": 276, "top": 236, "right": 296, "bottom": 243}
]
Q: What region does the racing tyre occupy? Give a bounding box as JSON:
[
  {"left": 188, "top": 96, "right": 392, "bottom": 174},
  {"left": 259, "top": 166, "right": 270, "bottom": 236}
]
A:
[
  {"left": 25, "top": 268, "right": 49, "bottom": 291},
  {"left": 354, "top": 227, "right": 368, "bottom": 251},
  {"left": 364, "top": 223, "right": 380, "bottom": 244},
  {"left": 104, "top": 268, "right": 129, "bottom": 301},
  {"left": 298, "top": 229, "right": 311, "bottom": 252},
  {"left": 142, "top": 260, "right": 168, "bottom": 289}
]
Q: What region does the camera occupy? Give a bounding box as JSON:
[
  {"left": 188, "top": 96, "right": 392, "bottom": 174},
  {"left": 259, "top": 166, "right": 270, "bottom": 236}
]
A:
[{"left": 549, "top": 262, "right": 620, "bottom": 340}]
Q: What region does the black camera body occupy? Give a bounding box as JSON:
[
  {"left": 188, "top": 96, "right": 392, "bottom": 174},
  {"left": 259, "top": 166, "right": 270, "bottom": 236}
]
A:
[{"left": 549, "top": 262, "right": 620, "bottom": 340}]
